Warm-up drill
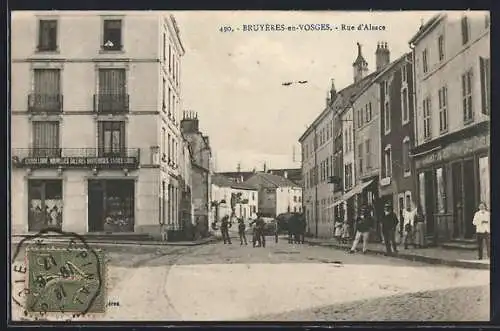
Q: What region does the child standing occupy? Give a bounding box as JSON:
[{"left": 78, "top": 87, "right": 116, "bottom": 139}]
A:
[{"left": 334, "top": 220, "right": 343, "bottom": 244}]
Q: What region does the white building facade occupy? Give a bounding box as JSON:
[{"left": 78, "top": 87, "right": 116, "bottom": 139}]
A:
[
  {"left": 11, "top": 11, "right": 186, "bottom": 237},
  {"left": 410, "top": 12, "right": 490, "bottom": 241}
]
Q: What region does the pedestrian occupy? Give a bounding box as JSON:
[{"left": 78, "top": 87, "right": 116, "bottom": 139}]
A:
[
  {"left": 341, "top": 219, "right": 350, "bottom": 244},
  {"left": 249, "top": 216, "right": 260, "bottom": 247},
  {"left": 334, "top": 219, "right": 343, "bottom": 244},
  {"left": 255, "top": 215, "right": 266, "bottom": 248},
  {"left": 402, "top": 202, "right": 417, "bottom": 249},
  {"left": 238, "top": 217, "right": 248, "bottom": 245},
  {"left": 220, "top": 215, "right": 232, "bottom": 244},
  {"left": 349, "top": 205, "right": 373, "bottom": 254},
  {"left": 413, "top": 204, "right": 426, "bottom": 248},
  {"left": 381, "top": 203, "right": 398, "bottom": 255},
  {"left": 473, "top": 202, "right": 490, "bottom": 260}
]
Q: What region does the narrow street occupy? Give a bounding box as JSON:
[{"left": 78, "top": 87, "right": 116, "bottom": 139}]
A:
[{"left": 69, "top": 239, "right": 489, "bottom": 321}]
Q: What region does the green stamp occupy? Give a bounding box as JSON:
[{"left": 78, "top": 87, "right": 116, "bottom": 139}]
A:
[{"left": 25, "top": 247, "right": 106, "bottom": 314}]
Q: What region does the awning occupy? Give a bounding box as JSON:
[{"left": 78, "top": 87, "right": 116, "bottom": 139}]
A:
[{"left": 325, "top": 179, "right": 375, "bottom": 209}]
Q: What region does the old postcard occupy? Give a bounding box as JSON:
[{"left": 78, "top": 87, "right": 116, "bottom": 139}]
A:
[{"left": 9, "top": 10, "right": 490, "bottom": 322}]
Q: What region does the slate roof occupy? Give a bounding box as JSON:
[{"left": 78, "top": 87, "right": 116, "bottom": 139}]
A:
[{"left": 244, "top": 172, "right": 300, "bottom": 189}]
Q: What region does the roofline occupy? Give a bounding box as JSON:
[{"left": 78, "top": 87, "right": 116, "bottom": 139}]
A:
[
  {"left": 408, "top": 13, "right": 446, "bottom": 46},
  {"left": 230, "top": 185, "right": 258, "bottom": 191},
  {"left": 165, "top": 14, "right": 186, "bottom": 56}
]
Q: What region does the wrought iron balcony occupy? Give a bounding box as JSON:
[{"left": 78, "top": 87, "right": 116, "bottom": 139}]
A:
[
  {"left": 93, "top": 94, "right": 129, "bottom": 114},
  {"left": 12, "top": 148, "right": 140, "bottom": 169},
  {"left": 28, "top": 94, "right": 63, "bottom": 113}
]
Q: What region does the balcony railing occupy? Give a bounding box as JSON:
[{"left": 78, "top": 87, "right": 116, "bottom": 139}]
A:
[
  {"left": 28, "top": 94, "right": 63, "bottom": 113},
  {"left": 93, "top": 94, "right": 129, "bottom": 114},
  {"left": 12, "top": 148, "right": 140, "bottom": 169}
]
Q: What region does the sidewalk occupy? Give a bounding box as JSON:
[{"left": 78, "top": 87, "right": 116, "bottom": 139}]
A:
[
  {"left": 303, "top": 237, "right": 490, "bottom": 270},
  {"left": 10, "top": 235, "right": 219, "bottom": 250}
]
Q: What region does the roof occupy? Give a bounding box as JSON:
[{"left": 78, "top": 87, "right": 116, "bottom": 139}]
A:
[
  {"left": 211, "top": 174, "right": 234, "bottom": 187},
  {"left": 244, "top": 172, "right": 300, "bottom": 189},
  {"left": 408, "top": 13, "right": 445, "bottom": 45},
  {"left": 298, "top": 70, "right": 381, "bottom": 142},
  {"left": 231, "top": 183, "right": 258, "bottom": 191}
]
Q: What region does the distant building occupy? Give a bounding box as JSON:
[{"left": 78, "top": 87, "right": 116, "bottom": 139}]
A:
[
  {"left": 409, "top": 12, "right": 490, "bottom": 242},
  {"left": 181, "top": 111, "right": 212, "bottom": 237},
  {"left": 243, "top": 172, "right": 302, "bottom": 217},
  {"left": 266, "top": 168, "right": 302, "bottom": 186},
  {"left": 216, "top": 171, "right": 255, "bottom": 184},
  {"left": 211, "top": 174, "right": 258, "bottom": 222}
]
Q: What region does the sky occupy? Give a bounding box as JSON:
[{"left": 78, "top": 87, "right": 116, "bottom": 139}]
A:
[{"left": 174, "top": 11, "right": 441, "bottom": 172}]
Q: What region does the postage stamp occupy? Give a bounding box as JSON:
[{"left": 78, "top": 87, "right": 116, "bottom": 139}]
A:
[{"left": 11, "top": 229, "right": 106, "bottom": 320}]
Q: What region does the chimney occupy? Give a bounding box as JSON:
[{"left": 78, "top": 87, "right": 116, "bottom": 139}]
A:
[
  {"left": 330, "top": 78, "right": 337, "bottom": 101},
  {"left": 263, "top": 162, "right": 267, "bottom": 172},
  {"left": 375, "top": 42, "right": 391, "bottom": 70},
  {"left": 181, "top": 110, "right": 199, "bottom": 134},
  {"left": 352, "top": 42, "right": 369, "bottom": 83}
]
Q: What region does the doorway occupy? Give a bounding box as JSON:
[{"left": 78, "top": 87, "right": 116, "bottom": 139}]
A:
[
  {"left": 423, "top": 170, "right": 435, "bottom": 236},
  {"left": 463, "top": 159, "right": 476, "bottom": 238},
  {"left": 28, "top": 179, "right": 63, "bottom": 231},
  {"left": 88, "top": 179, "right": 135, "bottom": 232},
  {"left": 451, "top": 162, "right": 463, "bottom": 238}
]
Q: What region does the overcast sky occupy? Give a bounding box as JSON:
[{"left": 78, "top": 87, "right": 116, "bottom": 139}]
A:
[{"left": 174, "top": 11, "right": 441, "bottom": 172}]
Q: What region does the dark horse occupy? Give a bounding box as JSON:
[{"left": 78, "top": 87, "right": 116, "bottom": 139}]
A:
[{"left": 277, "top": 213, "right": 306, "bottom": 244}]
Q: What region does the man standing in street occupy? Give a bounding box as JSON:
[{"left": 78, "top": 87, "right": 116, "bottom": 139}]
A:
[
  {"left": 237, "top": 217, "right": 248, "bottom": 245},
  {"left": 473, "top": 202, "right": 490, "bottom": 260},
  {"left": 220, "top": 215, "right": 232, "bottom": 245},
  {"left": 349, "top": 205, "right": 373, "bottom": 254},
  {"left": 381, "top": 203, "right": 399, "bottom": 255},
  {"left": 403, "top": 202, "right": 417, "bottom": 249}
]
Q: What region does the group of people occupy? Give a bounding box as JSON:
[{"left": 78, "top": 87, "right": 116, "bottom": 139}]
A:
[
  {"left": 335, "top": 200, "right": 490, "bottom": 260},
  {"left": 215, "top": 213, "right": 269, "bottom": 248},
  {"left": 332, "top": 201, "right": 426, "bottom": 256}
]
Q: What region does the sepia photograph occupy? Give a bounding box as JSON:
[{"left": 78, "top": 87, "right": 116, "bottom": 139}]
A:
[{"left": 9, "top": 10, "right": 490, "bottom": 322}]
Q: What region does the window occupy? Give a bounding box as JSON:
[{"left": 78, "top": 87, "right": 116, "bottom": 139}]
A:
[
  {"left": 462, "top": 69, "right": 473, "bottom": 123},
  {"left": 97, "top": 69, "right": 127, "bottom": 112},
  {"left": 37, "top": 20, "right": 58, "bottom": 51},
  {"left": 344, "top": 129, "right": 348, "bottom": 151},
  {"left": 28, "top": 179, "right": 63, "bottom": 231},
  {"left": 402, "top": 137, "right": 410, "bottom": 175},
  {"left": 358, "top": 143, "right": 363, "bottom": 175},
  {"left": 423, "top": 97, "right": 432, "bottom": 139},
  {"left": 167, "top": 133, "right": 171, "bottom": 162},
  {"left": 480, "top": 57, "right": 490, "bottom": 115},
  {"left": 383, "top": 146, "right": 392, "bottom": 178},
  {"left": 162, "top": 33, "right": 167, "bottom": 62},
  {"left": 461, "top": 15, "right": 469, "bottom": 45},
  {"left": 31, "top": 69, "right": 61, "bottom": 112},
  {"left": 401, "top": 87, "right": 409, "bottom": 124},
  {"left": 435, "top": 167, "right": 446, "bottom": 213},
  {"left": 438, "top": 35, "right": 445, "bottom": 61},
  {"left": 348, "top": 127, "right": 353, "bottom": 152},
  {"left": 162, "top": 78, "right": 167, "bottom": 112},
  {"left": 384, "top": 100, "right": 391, "bottom": 134},
  {"left": 357, "top": 108, "right": 362, "bottom": 128},
  {"left": 344, "top": 163, "right": 353, "bottom": 190},
  {"left": 168, "top": 87, "right": 172, "bottom": 117},
  {"left": 438, "top": 86, "right": 448, "bottom": 132},
  {"left": 161, "top": 127, "right": 166, "bottom": 161},
  {"left": 32, "top": 121, "right": 60, "bottom": 157},
  {"left": 422, "top": 49, "right": 428, "bottom": 74},
  {"left": 365, "top": 139, "right": 371, "bottom": 170},
  {"left": 401, "top": 64, "right": 408, "bottom": 84},
  {"left": 326, "top": 157, "right": 330, "bottom": 178},
  {"left": 330, "top": 155, "right": 334, "bottom": 175},
  {"left": 366, "top": 102, "right": 372, "bottom": 122},
  {"left": 102, "top": 19, "right": 122, "bottom": 50},
  {"left": 98, "top": 121, "right": 125, "bottom": 156},
  {"left": 168, "top": 45, "right": 172, "bottom": 72}
]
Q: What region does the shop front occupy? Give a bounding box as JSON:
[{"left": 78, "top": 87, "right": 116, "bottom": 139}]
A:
[
  {"left": 413, "top": 122, "right": 489, "bottom": 243},
  {"left": 28, "top": 179, "right": 63, "bottom": 231},
  {"left": 88, "top": 179, "right": 135, "bottom": 232}
]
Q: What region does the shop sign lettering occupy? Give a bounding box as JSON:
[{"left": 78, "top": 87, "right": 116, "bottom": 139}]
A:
[{"left": 21, "top": 157, "right": 138, "bottom": 168}]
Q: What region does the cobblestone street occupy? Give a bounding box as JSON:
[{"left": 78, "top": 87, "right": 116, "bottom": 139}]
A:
[
  {"left": 88, "top": 238, "right": 490, "bottom": 321},
  {"left": 11, "top": 238, "right": 490, "bottom": 322}
]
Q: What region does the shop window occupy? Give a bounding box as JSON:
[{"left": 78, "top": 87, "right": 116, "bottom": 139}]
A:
[{"left": 28, "top": 180, "right": 63, "bottom": 231}]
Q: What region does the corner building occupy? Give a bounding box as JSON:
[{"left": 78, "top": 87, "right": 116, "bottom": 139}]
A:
[{"left": 11, "top": 11, "right": 186, "bottom": 236}]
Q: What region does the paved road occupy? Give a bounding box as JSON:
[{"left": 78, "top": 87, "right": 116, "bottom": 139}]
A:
[{"left": 11, "top": 238, "right": 490, "bottom": 322}]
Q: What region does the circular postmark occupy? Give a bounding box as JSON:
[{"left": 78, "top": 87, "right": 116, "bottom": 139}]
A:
[{"left": 11, "top": 228, "right": 106, "bottom": 321}]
